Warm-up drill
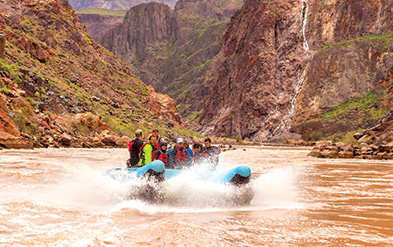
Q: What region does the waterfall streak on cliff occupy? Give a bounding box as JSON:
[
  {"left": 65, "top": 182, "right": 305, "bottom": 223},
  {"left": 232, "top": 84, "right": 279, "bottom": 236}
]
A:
[
  {"left": 301, "top": 0, "right": 309, "bottom": 51},
  {"left": 289, "top": 74, "right": 305, "bottom": 118}
]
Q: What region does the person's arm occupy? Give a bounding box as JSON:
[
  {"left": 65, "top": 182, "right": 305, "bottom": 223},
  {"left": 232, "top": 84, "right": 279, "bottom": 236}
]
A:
[
  {"left": 155, "top": 150, "right": 160, "bottom": 161},
  {"left": 168, "top": 149, "right": 174, "bottom": 167},
  {"left": 188, "top": 147, "right": 193, "bottom": 157}
]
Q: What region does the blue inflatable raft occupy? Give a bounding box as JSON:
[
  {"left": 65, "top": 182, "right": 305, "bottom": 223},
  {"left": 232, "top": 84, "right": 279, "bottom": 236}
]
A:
[
  {"left": 165, "top": 165, "right": 251, "bottom": 186},
  {"left": 106, "top": 161, "right": 253, "bottom": 204},
  {"left": 106, "top": 160, "right": 166, "bottom": 183}
]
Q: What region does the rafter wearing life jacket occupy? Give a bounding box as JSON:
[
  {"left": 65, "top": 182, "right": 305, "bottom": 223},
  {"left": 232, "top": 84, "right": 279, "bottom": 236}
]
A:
[
  {"left": 155, "top": 142, "right": 169, "bottom": 166},
  {"left": 138, "top": 142, "right": 157, "bottom": 167},
  {"left": 174, "top": 148, "right": 187, "bottom": 163},
  {"left": 127, "top": 138, "right": 143, "bottom": 167}
]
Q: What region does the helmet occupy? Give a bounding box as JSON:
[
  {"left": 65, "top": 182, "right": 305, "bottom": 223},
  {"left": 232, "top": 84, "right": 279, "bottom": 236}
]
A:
[{"left": 160, "top": 142, "right": 168, "bottom": 148}]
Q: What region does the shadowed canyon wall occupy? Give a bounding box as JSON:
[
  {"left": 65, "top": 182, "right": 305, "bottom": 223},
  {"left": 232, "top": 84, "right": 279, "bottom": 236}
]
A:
[{"left": 199, "top": 0, "right": 393, "bottom": 142}]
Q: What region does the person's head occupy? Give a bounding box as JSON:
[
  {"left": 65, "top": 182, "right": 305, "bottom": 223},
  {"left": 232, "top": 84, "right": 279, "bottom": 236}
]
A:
[
  {"left": 184, "top": 139, "right": 189, "bottom": 148},
  {"left": 193, "top": 143, "right": 202, "bottom": 152},
  {"left": 204, "top": 137, "right": 212, "bottom": 148},
  {"left": 160, "top": 142, "right": 167, "bottom": 151},
  {"left": 135, "top": 129, "right": 143, "bottom": 139},
  {"left": 149, "top": 135, "right": 157, "bottom": 145},
  {"left": 176, "top": 138, "right": 183, "bottom": 148},
  {"left": 152, "top": 128, "right": 159, "bottom": 137}
]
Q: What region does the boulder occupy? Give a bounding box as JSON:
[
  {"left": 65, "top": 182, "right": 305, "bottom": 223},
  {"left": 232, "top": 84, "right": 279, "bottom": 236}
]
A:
[
  {"left": 319, "top": 150, "right": 330, "bottom": 158},
  {"left": 328, "top": 150, "right": 339, "bottom": 158},
  {"left": 338, "top": 151, "right": 354, "bottom": 159},
  {"left": 375, "top": 153, "right": 384, "bottom": 160},
  {"left": 316, "top": 141, "right": 332, "bottom": 149},
  {"left": 307, "top": 147, "right": 320, "bottom": 157},
  {"left": 60, "top": 133, "right": 72, "bottom": 146},
  {"left": 341, "top": 144, "right": 354, "bottom": 152},
  {"left": 378, "top": 145, "right": 392, "bottom": 152},
  {"left": 101, "top": 134, "right": 117, "bottom": 146},
  {"left": 0, "top": 138, "right": 34, "bottom": 149},
  {"left": 116, "top": 135, "right": 131, "bottom": 147}
]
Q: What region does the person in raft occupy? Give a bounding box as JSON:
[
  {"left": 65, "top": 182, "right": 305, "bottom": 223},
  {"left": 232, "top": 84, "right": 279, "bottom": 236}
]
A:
[
  {"left": 192, "top": 143, "right": 207, "bottom": 165},
  {"left": 127, "top": 129, "right": 144, "bottom": 168},
  {"left": 203, "top": 137, "right": 221, "bottom": 168},
  {"left": 168, "top": 138, "right": 192, "bottom": 169},
  {"left": 152, "top": 128, "right": 165, "bottom": 158},
  {"left": 184, "top": 139, "right": 193, "bottom": 157},
  {"left": 138, "top": 135, "right": 157, "bottom": 167},
  {"left": 154, "top": 142, "right": 169, "bottom": 167}
]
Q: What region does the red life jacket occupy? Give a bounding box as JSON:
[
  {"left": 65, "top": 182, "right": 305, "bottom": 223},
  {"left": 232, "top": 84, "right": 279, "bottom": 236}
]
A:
[
  {"left": 174, "top": 148, "right": 187, "bottom": 163},
  {"left": 152, "top": 144, "right": 158, "bottom": 160},
  {"left": 201, "top": 150, "right": 210, "bottom": 159},
  {"left": 128, "top": 141, "right": 135, "bottom": 158},
  {"left": 157, "top": 152, "right": 169, "bottom": 166}
]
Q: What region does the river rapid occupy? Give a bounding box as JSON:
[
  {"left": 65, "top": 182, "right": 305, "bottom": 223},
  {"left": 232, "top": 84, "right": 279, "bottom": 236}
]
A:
[{"left": 0, "top": 147, "right": 392, "bottom": 246}]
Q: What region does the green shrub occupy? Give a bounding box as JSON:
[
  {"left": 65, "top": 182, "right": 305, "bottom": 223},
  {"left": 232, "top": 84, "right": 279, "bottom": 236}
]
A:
[
  {"left": 10, "top": 106, "right": 40, "bottom": 138},
  {"left": 75, "top": 124, "right": 90, "bottom": 136},
  {"left": 310, "top": 130, "right": 323, "bottom": 141},
  {"left": 25, "top": 97, "right": 36, "bottom": 106},
  {"left": 75, "top": 93, "right": 83, "bottom": 101},
  {"left": 1, "top": 87, "right": 9, "bottom": 94}
]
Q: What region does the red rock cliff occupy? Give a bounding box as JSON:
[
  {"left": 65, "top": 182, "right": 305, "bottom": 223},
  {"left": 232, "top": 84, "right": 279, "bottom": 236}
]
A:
[
  {"left": 199, "top": 0, "right": 393, "bottom": 142},
  {"left": 198, "top": 0, "right": 308, "bottom": 142}
]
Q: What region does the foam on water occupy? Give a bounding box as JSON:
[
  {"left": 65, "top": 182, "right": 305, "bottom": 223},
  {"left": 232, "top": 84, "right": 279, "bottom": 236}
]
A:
[{"left": 0, "top": 151, "right": 302, "bottom": 214}]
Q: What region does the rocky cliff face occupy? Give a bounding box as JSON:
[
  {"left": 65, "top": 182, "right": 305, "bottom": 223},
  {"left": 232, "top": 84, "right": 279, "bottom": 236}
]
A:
[
  {"left": 198, "top": 0, "right": 393, "bottom": 142},
  {"left": 291, "top": 0, "right": 393, "bottom": 141},
  {"left": 174, "top": 0, "right": 242, "bottom": 20},
  {"left": 69, "top": 0, "right": 179, "bottom": 10},
  {"left": 100, "top": 3, "right": 179, "bottom": 63},
  {"left": 0, "top": 0, "right": 182, "bottom": 148},
  {"left": 99, "top": 0, "right": 237, "bottom": 120},
  {"left": 198, "top": 0, "right": 307, "bottom": 141},
  {"left": 76, "top": 9, "right": 126, "bottom": 40}
]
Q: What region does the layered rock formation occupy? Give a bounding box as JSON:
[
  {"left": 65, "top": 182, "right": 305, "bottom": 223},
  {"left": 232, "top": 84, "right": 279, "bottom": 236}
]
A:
[
  {"left": 291, "top": 0, "right": 393, "bottom": 141},
  {"left": 174, "top": 0, "right": 242, "bottom": 20},
  {"left": 99, "top": 0, "right": 238, "bottom": 119},
  {"left": 0, "top": 0, "right": 182, "bottom": 148},
  {"left": 198, "top": 0, "right": 307, "bottom": 141},
  {"left": 69, "top": 0, "right": 179, "bottom": 10},
  {"left": 76, "top": 9, "right": 126, "bottom": 40},
  {"left": 101, "top": 3, "right": 179, "bottom": 62},
  {"left": 198, "top": 0, "right": 393, "bottom": 142}
]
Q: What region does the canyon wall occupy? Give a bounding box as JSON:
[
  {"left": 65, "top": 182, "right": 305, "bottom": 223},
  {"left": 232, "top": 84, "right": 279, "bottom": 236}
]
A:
[
  {"left": 69, "top": 0, "right": 178, "bottom": 10},
  {"left": 99, "top": 0, "right": 238, "bottom": 120},
  {"left": 0, "top": 0, "right": 181, "bottom": 148},
  {"left": 199, "top": 0, "right": 393, "bottom": 142}
]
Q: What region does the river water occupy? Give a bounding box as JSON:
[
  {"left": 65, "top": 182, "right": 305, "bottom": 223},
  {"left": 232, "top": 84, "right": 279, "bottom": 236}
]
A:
[{"left": 1, "top": 147, "right": 392, "bottom": 246}]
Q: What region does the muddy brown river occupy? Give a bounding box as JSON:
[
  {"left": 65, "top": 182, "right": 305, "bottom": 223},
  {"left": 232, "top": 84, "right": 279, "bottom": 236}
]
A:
[{"left": 1, "top": 147, "right": 393, "bottom": 246}]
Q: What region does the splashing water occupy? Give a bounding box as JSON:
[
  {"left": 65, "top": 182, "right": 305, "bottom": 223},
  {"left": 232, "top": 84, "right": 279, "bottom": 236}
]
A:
[
  {"left": 4, "top": 147, "right": 391, "bottom": 246},
  {"left": 0, "top": 150, "right": 301, "bottom": 215}
]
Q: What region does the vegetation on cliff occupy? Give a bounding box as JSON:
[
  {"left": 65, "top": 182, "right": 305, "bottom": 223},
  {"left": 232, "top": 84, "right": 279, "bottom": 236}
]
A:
[
  {"left": 0, "top": 0, "right": 198, "bottom": 149},
  {"left": 98, "top": 0, "right": 239, "bottom": 121}
]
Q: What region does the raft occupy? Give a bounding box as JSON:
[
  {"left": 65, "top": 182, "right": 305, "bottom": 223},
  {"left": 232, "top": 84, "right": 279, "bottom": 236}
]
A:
[
  {"left": 165, "top": 166, "right": 251, "bottom": 186},
  {"left": 106, "top": 160, "right": 166, "bottom": 183},
  {"left": 106, "top": 162, "right": 254, "bottom": 204}
]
